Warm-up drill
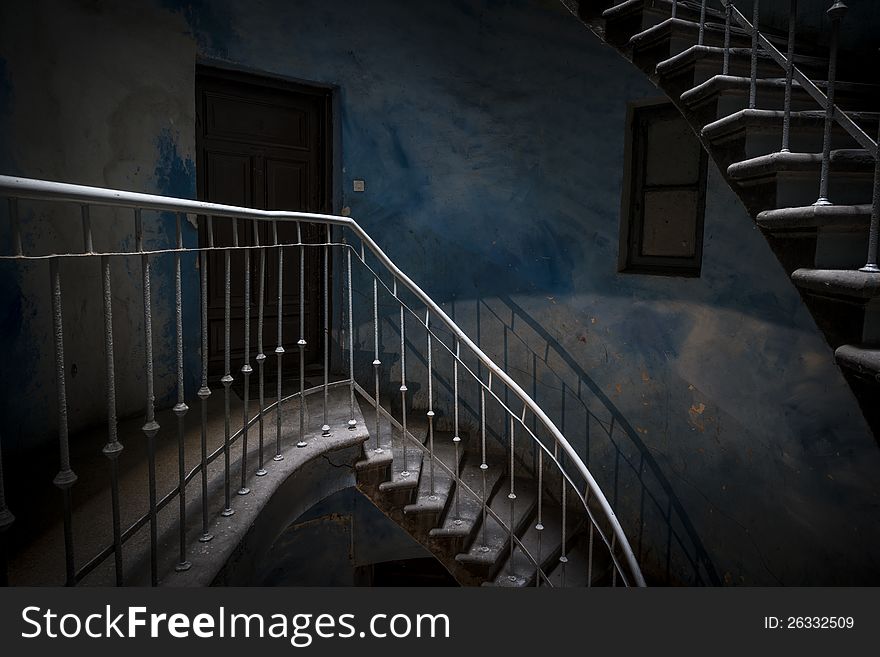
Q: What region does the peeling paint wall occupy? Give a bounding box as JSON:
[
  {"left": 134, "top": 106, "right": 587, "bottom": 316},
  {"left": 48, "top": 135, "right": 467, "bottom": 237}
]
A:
[{"left": 0, "top": 0, "right": 877, "bottom": 585}]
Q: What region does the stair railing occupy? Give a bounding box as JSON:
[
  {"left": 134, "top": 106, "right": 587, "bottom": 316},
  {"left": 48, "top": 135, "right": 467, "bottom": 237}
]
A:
[
  {"left": 711, "top": 0, "right": 879, "bottom": 271},
  {"left": 0, "top": 174, "right": 646, "bottom": 587}
]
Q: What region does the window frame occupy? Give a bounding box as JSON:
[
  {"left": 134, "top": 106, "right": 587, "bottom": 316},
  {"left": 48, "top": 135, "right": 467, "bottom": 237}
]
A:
[{"left": 618, "top": 98, "right": 709, "bottom": 277}]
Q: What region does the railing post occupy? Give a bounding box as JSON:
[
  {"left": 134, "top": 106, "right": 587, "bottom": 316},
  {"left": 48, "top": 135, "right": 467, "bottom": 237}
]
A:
[
  {"left": 452, "top": 341, "right": 461, "bottom": 523},
  {"left": 256, "top": 223, "right": 268, "bottom": 473},
  {"left": 371, "top": 275, "right": 382, "bottom": 452},
  {"left": 49, "top": 258, "right": 78, "bottom": 586},
  {"left": 274, "top": 221, "right": 285, "bottom": 463},
  {"left": 426, "top": 310, "right": 435, "bottom": 498},
  {"left": 860, "top": 113, "right": 880, "bottom": 273},
  {"left": 297, "top": 222, "right": 309, "bottom": 448},
  {"left": 347, "top": 241, "right": 356, "bottom": 432},
  {"left": 397, "top": 280, "right": 409, "bottom": 477},
  {"left": 172, "top": 214, "right": 191, "bottom": 572},
  {"left": 197, "top": 242, "right": 213, "bottom": 543},
  {"left": 698, "top": 0, "right": 707, "bottom": 46},
  {"left": 506, "top": 415, "right": 516, "bottom": 583},
  {"left": 322, "top": 225, "right": 331, "bottom": 439},
  {"left": 100, "top": 255, "right": 124, "bottom": 586},
  {"left": 722, "top": 1, "right": 733, "bottom": 75},
  {"left": 239, "top": 223, "right": 254, "bottom": 485},
  {"left": 220, "top": 222, "right": 235, "bottom": 517},
  {"left": 535, "top": 447, "right": 543, "bottom": 587},
  {"left": 781, "top": 0, "right": 798, "bottom": 152},
  {"left": 136, "top": 209, "right": 160, "bottom": 586},
  {"left": 671, "top": 0, "right": 677, "bottom": 20},
  {"left": 815, "top": 1, "right": 848, "bottom": 206},
  {"left": 749, "top": 0, "right": 761, "bottom": 109}
]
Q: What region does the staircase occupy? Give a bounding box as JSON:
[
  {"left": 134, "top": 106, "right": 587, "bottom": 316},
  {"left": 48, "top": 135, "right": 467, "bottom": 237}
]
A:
[
  {"left": 0, "top": 174, "right": 645, "bottom": 587},
  {"left": 565, "top": 0, "right": 880, "bottom": 438}
]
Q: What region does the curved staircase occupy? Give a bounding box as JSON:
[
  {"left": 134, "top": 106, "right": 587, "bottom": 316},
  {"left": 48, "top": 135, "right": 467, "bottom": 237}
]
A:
[{"left": 565, "top": 0, "right": 880, "bottom": 439}]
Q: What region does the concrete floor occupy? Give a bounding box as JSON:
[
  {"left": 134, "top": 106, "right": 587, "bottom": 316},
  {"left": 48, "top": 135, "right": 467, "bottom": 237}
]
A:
[{"left": 8, "top": 373, "right": 366, "bottom": 586}]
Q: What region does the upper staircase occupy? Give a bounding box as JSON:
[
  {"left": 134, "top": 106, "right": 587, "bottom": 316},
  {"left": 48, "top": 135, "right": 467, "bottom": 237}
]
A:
[{"left": 565, "top": 0, "right": 880, "bottom": 439}]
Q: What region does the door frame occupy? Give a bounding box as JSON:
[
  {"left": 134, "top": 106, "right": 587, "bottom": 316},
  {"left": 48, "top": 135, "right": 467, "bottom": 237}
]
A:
[{"left": 194, "top": 62, "right": 338, "bottom": 378}]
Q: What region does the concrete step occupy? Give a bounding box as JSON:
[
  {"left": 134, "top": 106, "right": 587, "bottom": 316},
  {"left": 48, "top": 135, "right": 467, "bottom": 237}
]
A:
[
  {"left": 428, "top": 452, "right": 505, "bottom": 551},
  {"left": 792, "top": 269, "right": 880, "bottom": 301},
  {"left": 657, "top": 45, "right": 828, "bottom": 98},
  {"left": 757, "top": 203, "right": 873, "bottom": 236},
  {"left": 602, "top": 0, "right": 727, "bottom": 48},
  {"left": 702, "top": 109, "right": 879, "bottom": 162},
  {"left": 835, "top": 344, "right": 880, "bottom": 381},
  {"left": 491, "top": 499, "right": 573, "bottom": 587},
  {"left": 454, "top": 476, "right": 536, "bottom": 579},
  {"left": 402, "top": 431, "right": 465, "bottom": 531},
  {"left": 546, "top": 530, "right": 615, "bottom": 587},
  {"left": 727, "top": 149, "right": 875, "bottom": 215},
  {"left": 681, "top": 75, "right": 880, "bottom": 128}
]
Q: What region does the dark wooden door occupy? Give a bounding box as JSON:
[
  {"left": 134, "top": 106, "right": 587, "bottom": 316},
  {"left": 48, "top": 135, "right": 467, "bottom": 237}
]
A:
[{"left": 195, "top": 67, "right": 332, "bottom": 378}]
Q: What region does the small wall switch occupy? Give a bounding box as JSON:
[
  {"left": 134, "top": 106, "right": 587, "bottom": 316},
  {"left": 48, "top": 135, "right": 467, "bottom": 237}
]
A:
[{"left": 353, "top": 179, "right": 365, "bottom": 192}]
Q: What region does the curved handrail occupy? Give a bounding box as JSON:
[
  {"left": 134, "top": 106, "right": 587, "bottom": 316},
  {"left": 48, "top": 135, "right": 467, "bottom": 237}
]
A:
[{"left": 0, "top": 173, "right": 646, "bottom": 586}]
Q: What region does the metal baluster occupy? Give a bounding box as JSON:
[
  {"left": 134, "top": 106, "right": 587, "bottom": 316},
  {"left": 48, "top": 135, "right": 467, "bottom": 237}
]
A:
[
  {"left": 587, "top": 522, "right": 594, "bottom": 588},
  {"left": 255, "top": 223, "right": 268, "bottom": 475},
  {"left": 781, "top": 0, "right": 798, "bottom": 152},
  {"left": 398, "top": 281, "right": 409, "bottom": 477},
  {"left": 81, "top": 205, "right": 93, "bottom": 253},
  {"left": 8, "top": 198, "right": 21, "bottom": 257},
  {"left": 748, "top": 0, "right": 761, "bottom": 109},
  {"left": 50, "top": 258, "right": 77, "bottom": 585},
  {"left": 722, "top": 1, "right": 733, "bottom": 75},
  {"left": 322, "top": 225, "right": 331, "bottom": 438},
  {"left": 507, "top": 415, "right": 516, "bottom": 583},
  {"left": 100, "top": 256, "right": 124, "bottom": 585},
  {"left": 220, "top": 221, "right": 235, "bottom": 517},
  {"left": 0, "top": 431, "right": 12, "bottom": 586},
  {"left": 698, "top": 0, "right": 707, "bottom": 46},
  {"left": 535, "top": 447, "right": 543, "bottom": 587},
  {"left": 860, "top": 118, "right": 880, "bottom": 272},
  {"left": 274, "top": 221, "right": 285, "bottom": 462},
  {"left": 478, "top": 374, "right": 489, "bottom": 552},
  {"left": 559, "top": 473, "right": 568, "bottom": 587},
  {"left": 136, "top": 210, "right": 159, "bottom": 586},
  {"left": 671, "top": 0, "right": 677, "bottom": 20},
  {"left": 815, "top": 1, "right": 848, "bottom": 206},
  {"left": 371, "top": 276, "right": 382, "bottom": 452},
  {"left": 426, "top": 310, "right": 435, "bottom": 499},
  {"left": 197, "top": 242, "right": 213, "bottom": 543},
  {"left": 347, "top": 244, "right": 357, "bottom": 431},
  {"left": 452, "top": 341, "right": 461, "bottom": 524},
  {"left": 239, "top": 222, "right": 253, "bottom": 490},
  {"left": 172, "top": 214, "right": 191, "bottom": 572},
  {"left": 297, "top": 223, "right": 308, "bottom": 448}
]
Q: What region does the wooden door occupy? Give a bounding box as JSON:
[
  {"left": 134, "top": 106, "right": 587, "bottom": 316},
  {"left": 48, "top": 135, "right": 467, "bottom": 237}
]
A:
[{"left": 195, "top": 67, "right": 332, "bottom": 377}]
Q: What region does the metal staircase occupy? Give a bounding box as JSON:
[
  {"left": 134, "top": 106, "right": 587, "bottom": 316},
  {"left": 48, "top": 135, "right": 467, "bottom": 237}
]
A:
[{"left": 565, "top": 0, "right": 880, "bottom": 438}]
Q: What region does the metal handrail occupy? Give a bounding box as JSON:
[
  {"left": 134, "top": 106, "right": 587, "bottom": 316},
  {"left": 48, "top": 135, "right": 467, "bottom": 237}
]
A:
[{"left": 0, "top": 173, "right": 646, "bottom": 587}]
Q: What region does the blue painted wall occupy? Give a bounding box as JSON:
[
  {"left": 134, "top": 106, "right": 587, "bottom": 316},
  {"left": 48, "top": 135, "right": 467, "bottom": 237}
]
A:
[{"left": 0, "top": 0, "right": 878, "bottom": 585}]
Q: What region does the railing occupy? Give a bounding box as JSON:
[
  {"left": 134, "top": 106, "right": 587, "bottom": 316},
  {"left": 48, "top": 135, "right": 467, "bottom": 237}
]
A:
[
  {"left": 689, "top": 0, "right": 879, "bottom": 269},
  {"left": 0, "top": 174, "right": 646, "bottom": 587}
]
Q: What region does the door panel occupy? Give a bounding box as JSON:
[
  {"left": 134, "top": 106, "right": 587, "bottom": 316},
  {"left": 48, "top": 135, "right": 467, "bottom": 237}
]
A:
[{"left": 196, "top": 67, "right": 332, "bottom": 378}]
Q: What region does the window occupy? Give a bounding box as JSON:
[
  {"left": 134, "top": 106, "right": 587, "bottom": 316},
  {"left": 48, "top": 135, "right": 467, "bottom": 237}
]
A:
[{"left": 618, "top": 100, "right": 708, "bottom": 277}]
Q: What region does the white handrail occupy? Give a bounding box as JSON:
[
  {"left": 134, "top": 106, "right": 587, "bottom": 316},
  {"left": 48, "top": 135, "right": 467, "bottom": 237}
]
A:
[{"left": 0, "top": 173, "right": 646, "bottom": 587}]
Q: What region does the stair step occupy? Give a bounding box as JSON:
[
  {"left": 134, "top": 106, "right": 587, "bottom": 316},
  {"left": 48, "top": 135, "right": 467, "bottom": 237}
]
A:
[
  {"left": 702, "top": 109, "right": 879, "bottom": 161},
  {"left": 603, "top": 0, "right": 727, "bottom": 48},
  {"left": 492, "top": 501, "right": 576, "bottom": 587},
  {"left": 727, "top": 150, "right": 874, "bottom": 214},
  {"left": 402, "top": 432, "right": 463, "bottom": 516},
  {"left": 835, "top": 344, "right": 880, "bottom": 380},
  {"left": 757, "top": 204, "right": 873, "bottom": 234},
  {"left": 546, "top": 531, "right": 614, "bottom": 587},
  {"left": 657, "top": 45, "right": 827, "bottom": 82},
  {"left": 681, "top": 76, "right": 880, "bottom": 126},
  {"left": 454, "top": 476, "right": 536, "bottom": 574},
  {"left": 428, "top": 454, "right": 505, "bottom": 541},
  {"left": 355, "top": 405, "right": 428, "bottom": 491},
  {"left": 792, "top": 269, "right": 880, "bottom": 300}
]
